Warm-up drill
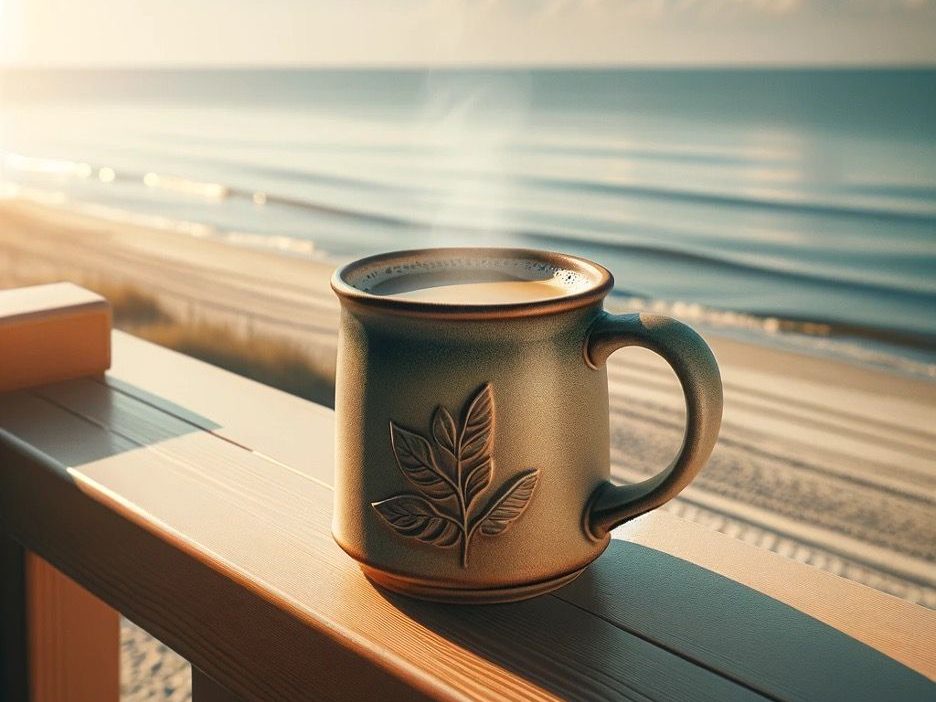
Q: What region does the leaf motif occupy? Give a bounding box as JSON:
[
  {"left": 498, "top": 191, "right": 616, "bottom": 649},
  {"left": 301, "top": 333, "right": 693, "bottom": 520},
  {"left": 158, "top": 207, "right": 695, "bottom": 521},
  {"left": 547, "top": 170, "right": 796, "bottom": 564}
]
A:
[
  {"left": 432, "top": 406, "right": 457, "bottom": 455},
  {"left": 463, "top": 458, "right": 493, "bottom": 509},
  {"left": 431, "top": 406, "right": 458, "bottom": 484},
  {"left": 458, "top": 384, "right": 494, "bottom": 505},
  {"left": 460, "top": 384, "right": 494, "bottom": 460},
  {"left": 474, "top": 469, "right": 539, "bottom": 537},
  {"left": 377, "top": 384, "right": 540, "bottom": 567},
  {"left": 389, "top": 422, "right": 454, "bottom": 499},
  {"left": 372, "top": 495, "right": 461, "bottom": 547}
]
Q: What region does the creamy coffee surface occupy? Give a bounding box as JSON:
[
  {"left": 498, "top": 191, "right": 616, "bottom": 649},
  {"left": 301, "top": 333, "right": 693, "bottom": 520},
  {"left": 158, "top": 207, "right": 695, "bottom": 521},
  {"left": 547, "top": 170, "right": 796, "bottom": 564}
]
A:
[
  {"left": 350, "top": 255, "right": 594, "bottom": 305},
  {"left": 372, "top": 274, "right": 573, "bottom": 304}
]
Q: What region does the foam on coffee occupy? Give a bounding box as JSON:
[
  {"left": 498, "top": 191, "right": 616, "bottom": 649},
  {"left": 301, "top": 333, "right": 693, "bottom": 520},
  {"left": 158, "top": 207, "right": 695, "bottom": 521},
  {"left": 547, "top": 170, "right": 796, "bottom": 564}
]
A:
[{"left": 347, "top": 255, "right": 593, "bottom": 305}]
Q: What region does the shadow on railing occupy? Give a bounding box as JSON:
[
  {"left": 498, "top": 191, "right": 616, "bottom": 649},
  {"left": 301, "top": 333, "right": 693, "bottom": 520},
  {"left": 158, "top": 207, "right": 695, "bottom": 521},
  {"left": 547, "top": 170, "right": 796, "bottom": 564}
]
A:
[
  {"left": 378, "top": 539, "right": 933, "bottom": 702},
  {"left": 0, "top": 377, "right": 218, "bottom": 465}
]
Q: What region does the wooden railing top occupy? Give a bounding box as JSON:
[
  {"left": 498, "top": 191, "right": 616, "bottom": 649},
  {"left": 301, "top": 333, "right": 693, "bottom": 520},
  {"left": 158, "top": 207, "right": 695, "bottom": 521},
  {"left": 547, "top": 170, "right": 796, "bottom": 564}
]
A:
[
  {"left": 0, "top": 331, "right": 933, "bottom": 701},
  {"left": 0, "top": 282, "right": 106, "bottom": 324}
]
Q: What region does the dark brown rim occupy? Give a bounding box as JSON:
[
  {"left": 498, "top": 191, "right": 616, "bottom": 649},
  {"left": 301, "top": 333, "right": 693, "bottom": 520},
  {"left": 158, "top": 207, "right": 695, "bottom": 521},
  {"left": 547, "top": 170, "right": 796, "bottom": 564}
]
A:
[{"left": 330, "top": 247, "right": 614, "bottom": 319}]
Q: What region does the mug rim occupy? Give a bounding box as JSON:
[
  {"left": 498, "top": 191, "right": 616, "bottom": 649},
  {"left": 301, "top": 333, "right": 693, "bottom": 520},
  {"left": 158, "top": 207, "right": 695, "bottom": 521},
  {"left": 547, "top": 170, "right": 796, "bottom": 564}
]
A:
[{"left": 331, "top": 247, "right": 614, "bottom": 319}]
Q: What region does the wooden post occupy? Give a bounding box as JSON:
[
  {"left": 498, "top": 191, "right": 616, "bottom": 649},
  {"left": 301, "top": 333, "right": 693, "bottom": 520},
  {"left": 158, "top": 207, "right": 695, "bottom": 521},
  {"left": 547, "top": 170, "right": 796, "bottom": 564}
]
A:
[
  {"left": 25, "top": 554, "right": 120, "bottom": 702},
  {"left": 192, "top": 668, "right": 245, "bottom": 702},
  {"left": 1, "top": 282, "right": 116, "bottom": 701},
  {"left": 0, "top": 283, "right": 111, "bottom": 393},
  {"left": 1, "top": 535, "right": 29, "bottom": 702}
]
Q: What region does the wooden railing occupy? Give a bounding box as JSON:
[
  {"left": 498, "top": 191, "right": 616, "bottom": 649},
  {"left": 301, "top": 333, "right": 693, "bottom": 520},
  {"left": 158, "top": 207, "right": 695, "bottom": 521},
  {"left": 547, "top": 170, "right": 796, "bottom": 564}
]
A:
[{"left": 1, "top": 284, "right": 933, "bottom": 702}]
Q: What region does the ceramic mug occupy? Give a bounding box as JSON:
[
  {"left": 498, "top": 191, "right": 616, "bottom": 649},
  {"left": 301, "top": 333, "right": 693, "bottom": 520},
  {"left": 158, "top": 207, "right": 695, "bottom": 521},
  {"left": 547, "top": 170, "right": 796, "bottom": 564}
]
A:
[{"left": 331, "top": 248, "right": 722, "bottom": 603}]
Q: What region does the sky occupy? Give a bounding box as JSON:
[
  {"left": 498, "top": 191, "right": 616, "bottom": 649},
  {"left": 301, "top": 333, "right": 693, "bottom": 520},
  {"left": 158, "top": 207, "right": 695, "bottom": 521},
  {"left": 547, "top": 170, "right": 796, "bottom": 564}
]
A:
[{"left": 1, "top": 0, "right": 935, "bottom": 68}]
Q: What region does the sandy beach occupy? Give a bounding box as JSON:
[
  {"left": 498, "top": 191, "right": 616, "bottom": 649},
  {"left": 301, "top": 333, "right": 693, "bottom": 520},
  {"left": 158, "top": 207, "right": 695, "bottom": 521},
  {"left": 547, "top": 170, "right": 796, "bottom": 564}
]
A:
[{"left": 2, "top": 197, "right": 934, "bottom": 700}]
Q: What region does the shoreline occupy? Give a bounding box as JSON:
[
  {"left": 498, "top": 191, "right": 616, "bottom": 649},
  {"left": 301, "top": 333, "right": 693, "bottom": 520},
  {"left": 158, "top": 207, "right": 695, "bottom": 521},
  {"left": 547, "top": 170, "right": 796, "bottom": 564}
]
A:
[
  {"left": 2, "top": 196, "right": 933, "bottom": 398},
  {"left": 5, "top": 182, "right": 935, "bottom": 376},
  {"left": 11, "top": 182, "right": 936, "bottom": 374}
]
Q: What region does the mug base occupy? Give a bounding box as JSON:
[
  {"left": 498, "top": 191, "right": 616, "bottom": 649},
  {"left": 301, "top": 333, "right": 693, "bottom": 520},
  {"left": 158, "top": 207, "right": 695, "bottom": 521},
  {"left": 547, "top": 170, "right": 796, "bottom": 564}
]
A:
[{"left": 360, "top": 564, "right": 586, "bottom": 604}]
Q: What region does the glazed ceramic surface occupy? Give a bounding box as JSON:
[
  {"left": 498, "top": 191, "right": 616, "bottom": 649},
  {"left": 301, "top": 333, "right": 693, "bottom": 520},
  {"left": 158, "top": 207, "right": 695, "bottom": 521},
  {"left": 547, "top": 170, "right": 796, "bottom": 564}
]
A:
[{"left": 331, "top": 248, "right": 722, "bottom": 603}]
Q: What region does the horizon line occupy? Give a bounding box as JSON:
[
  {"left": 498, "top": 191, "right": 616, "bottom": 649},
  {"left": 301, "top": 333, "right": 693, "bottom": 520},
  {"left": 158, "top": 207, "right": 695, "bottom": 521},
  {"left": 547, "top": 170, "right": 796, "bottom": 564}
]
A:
[{"left": 3, "top": 61, "right": 936, "bottom": 72}]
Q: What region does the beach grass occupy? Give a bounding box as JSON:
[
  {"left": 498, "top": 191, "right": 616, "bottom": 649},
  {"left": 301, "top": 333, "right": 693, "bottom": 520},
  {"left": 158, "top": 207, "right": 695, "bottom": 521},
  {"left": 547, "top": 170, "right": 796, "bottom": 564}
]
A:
[
  {"left": 105, "top": 285, "right": 175, "bottom": 326},
  {"left": 135, "top": 320, "right": 335, "bottom": 406},
  {"left": 101, "top": 283, "right": 336, "bottom": 407},
  {"left": 2, "top": 275, "right": 336, "bottom": 407}
]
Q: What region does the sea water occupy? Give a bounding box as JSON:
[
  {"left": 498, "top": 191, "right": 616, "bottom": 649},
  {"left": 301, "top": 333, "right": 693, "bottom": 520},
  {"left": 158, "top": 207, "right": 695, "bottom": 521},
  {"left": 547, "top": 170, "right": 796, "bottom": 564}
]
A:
[{"left": 1, "top": 68, "right": 934, "bottom": 373}]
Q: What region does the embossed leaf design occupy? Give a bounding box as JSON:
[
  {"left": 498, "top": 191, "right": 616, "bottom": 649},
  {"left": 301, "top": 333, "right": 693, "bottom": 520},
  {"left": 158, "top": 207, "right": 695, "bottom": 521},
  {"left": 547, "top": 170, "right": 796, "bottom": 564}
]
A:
[
  {"left": 475, "top": 469, "right": 540, "bottom": 536},
  {"left": 458, "top": 384, "right": 494, "bottom": 508},
  {"left": 389, "top": 422, "right": 454, "bottom": 499},
  {"left": 375, "top": 383, "right": 540, "bottom": 567},
  {"left": 372, "top": 495, "right": 461, "bottom": 547},
  {"left": 431, "top": 406, "right": 458, "bottom": 484},
  {"left": 463, "top": 458, "right": 493, "bottom": 510},
  {"left": 432, "top": 406, "right": 457, "bottom": 455}
]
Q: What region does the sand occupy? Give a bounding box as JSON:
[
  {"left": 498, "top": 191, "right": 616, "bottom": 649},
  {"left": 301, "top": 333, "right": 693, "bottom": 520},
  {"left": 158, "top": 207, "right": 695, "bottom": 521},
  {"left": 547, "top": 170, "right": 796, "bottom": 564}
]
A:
[{"left": 1, "top": 197, "right": 934, "bottom": 701}]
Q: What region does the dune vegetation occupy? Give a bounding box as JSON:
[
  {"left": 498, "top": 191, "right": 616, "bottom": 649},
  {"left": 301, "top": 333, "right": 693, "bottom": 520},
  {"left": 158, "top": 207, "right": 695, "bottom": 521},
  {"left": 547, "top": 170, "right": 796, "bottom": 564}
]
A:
[
  {"left": 4, "top": 276, "right": 336, "bottom": 407},
  {"left": 102, "top": 283, "right": 336, "bottom": 407}
]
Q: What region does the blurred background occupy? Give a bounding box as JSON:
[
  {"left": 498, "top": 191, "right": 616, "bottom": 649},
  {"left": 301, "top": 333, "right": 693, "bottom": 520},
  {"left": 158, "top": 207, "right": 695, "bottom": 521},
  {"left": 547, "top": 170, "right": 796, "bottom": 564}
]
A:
[
  {"left": 2, "top": 2, "right": 935, "bottom": 372},
  {"left": 1, "top": 2, "right": 934, "bottom": 700}
]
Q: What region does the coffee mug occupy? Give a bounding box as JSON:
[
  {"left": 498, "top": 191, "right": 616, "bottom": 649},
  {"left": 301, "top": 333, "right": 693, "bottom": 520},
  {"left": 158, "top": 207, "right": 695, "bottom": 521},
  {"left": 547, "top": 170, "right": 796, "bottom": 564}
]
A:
[{"left": 331, "top": 248, "right": 722, "bottom": 603}]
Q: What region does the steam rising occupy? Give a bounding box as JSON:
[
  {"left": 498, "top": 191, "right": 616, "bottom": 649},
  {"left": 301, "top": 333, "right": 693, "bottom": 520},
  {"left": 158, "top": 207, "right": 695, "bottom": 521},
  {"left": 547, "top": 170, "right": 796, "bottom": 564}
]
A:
[{"left": 415, "top": 71, "right": 532, "bottom": 242}]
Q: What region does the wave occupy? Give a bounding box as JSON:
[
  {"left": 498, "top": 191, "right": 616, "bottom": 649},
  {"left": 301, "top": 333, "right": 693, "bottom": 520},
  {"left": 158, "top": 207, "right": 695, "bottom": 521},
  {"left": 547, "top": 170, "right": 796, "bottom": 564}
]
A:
[
  {"left": 140, "top": 129, "right": 799, "bottom": 169},
  {"left": 10, "top": 149, "right": 936, "bottom": 237},
  {"left": 215, "top": 173, "right": 936, "bottom": 300},
  {"left": 517, "top": 227, "right": 936, "bottom": 299},
  {"left": 23, "top": 133, "right": 925, "bottom": 224},
  {"left": 530, "top": 176, "right": 936, "bottom": 224},
  {"left": 5, "top": 152, "right": 934, "bottom": 299},
  {"left": 611, "top": 291, "right": 936, "bottom": 358},
  {"left": 610, "top": 294, "right": 936, "bottom": 379},
  {"left": 227, "top": 184, "right": 936, "bottom": 300},
  {"left": 4, "top": 152, "right": 935, "bottom": 360},
  {"left": 189, "top": 152, "right": 936, "bottom": 224},
  {"left": 842, "top": 183, "right": 936, "bottom": 201},
  {"left": 5, "top": 180, "right": 934, "bottom": 378}
]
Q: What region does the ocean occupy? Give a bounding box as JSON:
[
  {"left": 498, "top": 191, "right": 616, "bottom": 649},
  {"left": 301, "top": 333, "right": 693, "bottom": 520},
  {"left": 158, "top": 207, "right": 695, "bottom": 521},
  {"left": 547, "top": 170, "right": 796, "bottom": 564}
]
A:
[{"left": 1, "top": 68, "right": 935, "bottom": 374}]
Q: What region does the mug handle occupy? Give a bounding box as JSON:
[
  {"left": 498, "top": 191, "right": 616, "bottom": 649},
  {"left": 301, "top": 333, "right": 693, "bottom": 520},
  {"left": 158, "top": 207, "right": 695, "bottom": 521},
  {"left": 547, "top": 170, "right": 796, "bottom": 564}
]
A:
[{"left": 583, "top": 312, "right": 723, "bottom": 540}]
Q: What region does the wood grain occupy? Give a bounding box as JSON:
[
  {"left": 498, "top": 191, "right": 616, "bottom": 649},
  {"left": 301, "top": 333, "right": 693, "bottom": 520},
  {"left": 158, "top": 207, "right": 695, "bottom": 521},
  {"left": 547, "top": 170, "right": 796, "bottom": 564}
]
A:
[
  {"left": 0, "top": 430, "right": 445, "bottom": 702},
  {"left": 0, "top": 332, "right": 933, "bottom": 702},
  {"left": 25, "top": 554, "right": 119, "bottom": 702},
  {"left": 106, "top": 332, "right": 333, "bottom": 481},
  {"left": 192, "top": 668, "right": 245, "bottom": 702}
]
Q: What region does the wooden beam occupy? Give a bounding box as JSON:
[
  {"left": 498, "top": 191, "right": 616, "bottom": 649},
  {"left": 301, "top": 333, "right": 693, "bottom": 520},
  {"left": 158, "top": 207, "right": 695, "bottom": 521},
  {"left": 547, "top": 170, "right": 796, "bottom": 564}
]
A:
[
  {"left": 0, "top": 535, "right": 29, "bottom": 702},
  {"left": 25, "top": 554, "right": 119, "bottom": 702}
]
